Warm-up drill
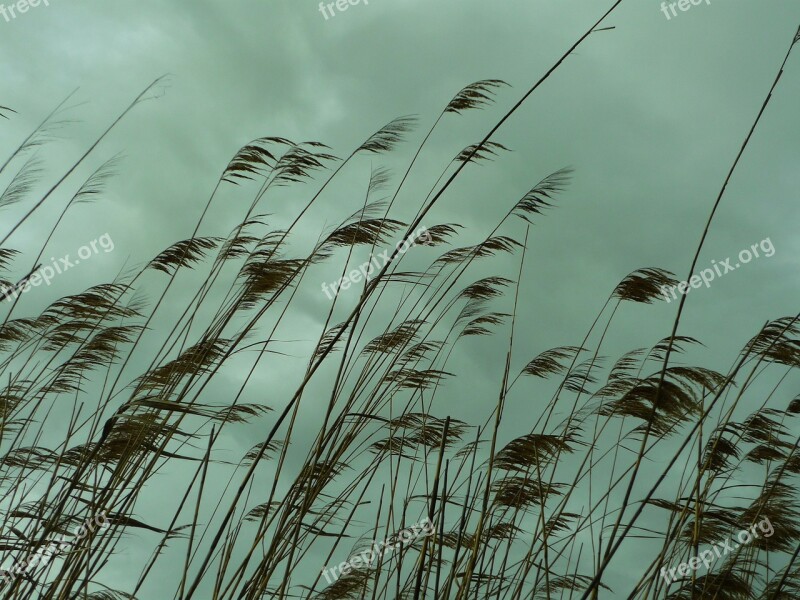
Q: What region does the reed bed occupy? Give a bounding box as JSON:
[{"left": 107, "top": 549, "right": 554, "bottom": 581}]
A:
[{"left": 0, "top": 6, "right": 798, "bottom": 599}]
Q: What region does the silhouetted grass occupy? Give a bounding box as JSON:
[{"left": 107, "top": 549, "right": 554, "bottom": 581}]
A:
[{"left": 0, "top": 8, "right": 798, "bottom": 600}]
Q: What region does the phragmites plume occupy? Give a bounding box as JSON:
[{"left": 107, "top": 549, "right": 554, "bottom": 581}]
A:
[
  {"left": 0, "top": 155, "right": 42, "bottom": 210},
  {"left": 495, "top": 432, "right": 580, "bottom": 472},
  {"left": 435, "top": 235, "right": 521, "bottom": 266},
  {"left": 491, "top": 476, "right": 564, "bottom": 509},
  {"left": 456, "top": 276, "right": 513, "bottom": 325},
  {"left": 512, "top": 167, "right": 573, "bottom": 223},
  {"left": 598, "top": 366, "right": 725, "bottom": 438},
  {"left": 384, "top": 367, "right": 453, "bottom": 392},
  {"left": 362, "top": 319, "right": 425, "bottom": 355},
  {"left": 368, "top": 165, "right": 392, "bottom": 195},
  {"left": 0, "top": 248, "right": 19, "bottom": 271},
  {"left": 701, "top": 424, "right": 742, "bottom": 473},
  {"left": 563, "top": 358, "right": 603, "bottom": 394},
  {"left": 42, "top": 283, "right": 137, "bottom": 322},
  {"left": 607, "top": 348, "right": 645, "bottom": 382},
  {"left": 316, "top": 569, "right": 373, "bottom": 600},
  {"left": 272, "top": 144, "right": 338, "bottom": 185},
  {"left": 397, "top": 340, "right": 444, "bottom": 366},
  {"left": 70, "top": 153, "right": 123, "bottom": 206},
  {"left": 129, "top": 397, "right": 270, "bottom": 424},
  {"left": 321, "top": 217, "right": 407, "bottom": 254},
  {"left": 648, "top": 335, "right": 702, "bottom": 361},
  {"left": 357, "top": 116, "right": 418, "bottom": 154},
  {"left": 612, "top": 267, "right": 679, "bottom": 303},
  {"left": 745, "top": 316, "right": 800, "bottom": 367},
  {"left": 135, "top": 338, "right": 233, "bottom": 393},
  {"left": 460, "top": 311, "right": 509, "bottom": 337},
  {"left": 385, "top": 413, "right": 468, "bottom": 449},
  {"left": 315, "top": 321, "right": 350, "bottom": 360},
  {"left": 535, "top": 575, "right": 610, "bottom": 599},
  {"left": 413, "top": 223, "right": 462, "bottom": 246},
  {"left": 458, "top": 276, "right": 514, "bottom": 303},
  {"left": 455, "top": 141, "right": 510, "bottom": 164},
  {"left": 148, "top": 237, "right": 222, "bottom": 275},
  {"left": 222, "top": 137, "right": 291, "bottom": 184},
  {"left": 522, "top": 346, "right": 584, "bottom": 379},
  {"left": 445, "top": 79, "right": 509, "bottom": 114},
  {"left": 237, "top": 257, "right": 305, "bottom": 310}
]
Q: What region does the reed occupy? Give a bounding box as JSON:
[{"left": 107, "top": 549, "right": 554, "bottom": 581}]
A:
[{"left": 0, "top": 7, "right": 797, "bottom": 600}]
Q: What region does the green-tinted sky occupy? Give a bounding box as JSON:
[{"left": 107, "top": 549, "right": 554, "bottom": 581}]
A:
[{"left": 1, "top": 0, "right": 798, "bottom": 596}]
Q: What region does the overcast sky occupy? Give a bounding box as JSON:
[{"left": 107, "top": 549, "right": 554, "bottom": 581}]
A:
[{"left": 1, "top": 0, "right": 799, "bottom": 596}]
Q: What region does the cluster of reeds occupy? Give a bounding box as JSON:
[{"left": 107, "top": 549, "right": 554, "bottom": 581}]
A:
[{"left": 0, "top": 4, "right": 798, "bottom": 599}]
